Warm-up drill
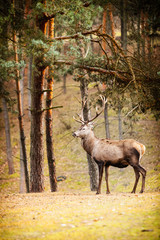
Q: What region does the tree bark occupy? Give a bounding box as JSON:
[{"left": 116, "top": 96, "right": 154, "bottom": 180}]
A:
[
  {"left": 80, "top": 78, "right": 98, "bottom": 191},
  {"left": 2, "top": 98, "right": 15, "bottom": 174},
  {"left": 20, "top": 64, "right": 26, "bottom": 193},
  {"left": 45, "top": 17, "right": 57, "bottom": 192},
  {"left": 108, "top": 3, "right": 116, "bottom": 53},
  {"left": 102, "top": 5, "right": 107, "bottom": 54},
  {"left": 30, "top": 10, "right": 47, "bottom": 192},
  {"left": 30, "top": 64, "right": 45, "bottom": 192},
  {"left": 141, "top": 11, "right": 145, "bottom": 59},
  {"left": 104, "top": 102, "right": 110, "bottom": 139},
  {"left": 13, "top": 33, "right": 29, "bottom": 192},
  {"left": 63, "top": 73, "right": 67, "bottom": 94},
  {"left": 121, "top": 0, "right": 127, "bottom": 52},
  {"left": 136, "top": 11, "right": 141, "bottom": 56},
  {"left": 118, "top": 104, "right": 123, "bottom": 140},
  {"left": 28, "top": 55, "right": 33, "bottom": 118}
]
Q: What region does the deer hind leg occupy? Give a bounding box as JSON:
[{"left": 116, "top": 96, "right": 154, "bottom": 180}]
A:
[
  {"left": 131, "top": 167, "right": 140, "bottom": 193},
  {"left": 105, "top": 165, "right": 110, "bottom": 194},
  {"left": 137, "top": 164, "right": 146, "bottom": 193},
  {"left": 96, "top": 162, "right": 104, "bottom": 194}
]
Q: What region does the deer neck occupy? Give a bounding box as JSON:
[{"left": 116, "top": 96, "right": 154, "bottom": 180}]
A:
[{"left": 81, "top": 131, "right": 97, "bottom": 156}]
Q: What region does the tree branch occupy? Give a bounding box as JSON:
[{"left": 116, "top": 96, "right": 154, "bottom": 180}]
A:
[
  {"left": 53, "top": 25, "right": 102, "bottom": 41},
  {"left": 123, "top": 105, "right": 139, "bottom": 120},
  {"left": 55, "top": 60, "right": 129, "bottom": 81}
]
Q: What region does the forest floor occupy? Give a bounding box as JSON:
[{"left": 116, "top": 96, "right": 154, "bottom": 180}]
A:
[
  {"left": 0, "top": 77, "right": 160, "bottom": 239},
  {"left": 0, "top": 192, "right": 160, "bottom": 240}
]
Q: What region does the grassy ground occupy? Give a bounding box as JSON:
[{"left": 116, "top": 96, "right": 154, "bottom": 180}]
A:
[
  {"left": 0, "top": 192, "right": 160, "bottom": 240},
  {"left": 0, "top": 77, "right": 160, "bottom": 239}
]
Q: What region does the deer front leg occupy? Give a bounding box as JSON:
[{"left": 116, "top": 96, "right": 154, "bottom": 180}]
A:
[
  {"left": 96, "top": 162, "right": 104, "bottom": 194},
  {"left": 105, "top": 165, "right": 110, "bottom": 194}
]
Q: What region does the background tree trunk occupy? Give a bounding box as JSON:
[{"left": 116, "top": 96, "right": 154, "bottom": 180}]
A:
[
  {"left": 102, "top": 5, "right": 107, "bottom": 53},
  {"left": 29, "top": 13, "right": 47, "bottom": 192},
  {"left": 137, "top": 12, "right": 141, "bottom": 56},
  {"left": 63, "top": 73, "right": 67, "bottom": 94},
  {"left": 28, "top": 55, "right": 33, "bottom": 119},
  {"left": 121, "top": 0, "right": 127, "bottom": 52},
  {"left": 19, "top": 61, "right": 26, "bottom": 193},
  {"left": 45, "top": 17, "right": 57, "bottom": 192},
  {"left": 30, "top": 64, "right": 45, "bottom": 192},
  {"left": 13, "top": 33, "right": 29, "bottom": 192},
  {"left": 104, "top": 102, "right": 110, "bottom": 139},
  {"left": 118, "top": 104, "right": 123, "bottom": 140},
  {"left": 80, "top": 78, "right": 98, "bottom": 191},
  {"left": 2, "top": 98, "right": 15, "bottom": 174},
  {"left": 141, "top": 11, "right": 145, "bottom": 59},
  {"left": 108, "top": 3, "right": 116, "bottom": 53}
]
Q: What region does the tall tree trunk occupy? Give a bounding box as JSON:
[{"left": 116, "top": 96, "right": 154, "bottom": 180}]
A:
[
  {"left": 63, "top": 73, "right": 67, "bottom": 94},
  {"left": 80, "top": 78, "right": 98, "bottom": 191},
  {"left": 30, "top": 16, "right": 47, "bottom": 192},
  {"left": 102, "top": 5, "right": 107, "bottom": 53},
  {"left": 108, "top": 3, "right": 116, "bottom": 53},
  {"left": 13, "top": 33, "right": 29, "bottom": 192},
  {"left": 30, "top": 64, "right": 45, "bottom": 192},
  {"left": 2, "top": 98, "right": 15, "bottom": 174},
  {"left": 121, "top": 0, "right": 127, "bottom": 52},
  {"left": 145, "top": 13, "right": 151, "bottom": 62},
  {"left": 20, "top": 64, "right": 26, "bottom": 193},
  {"left": 45, "top": 17, "right": 57, "bottom": 192},
  {"left": 28, "top": 55, "right": 33, "bottom": 118},
  {"left": 118, "top": 104, "right": 123, "bottom": 140},
  {"left": 141, "top": 11, "right": 145, "bottom": 59},
  {"left": 108, "top": 3, "right": 115, "bottom": 39},
  {"left": 137, "top": 11, "right": 141, "bottom": 56},
  {"left": 104, "top": 102, "right": 110, "bottom": 139}
]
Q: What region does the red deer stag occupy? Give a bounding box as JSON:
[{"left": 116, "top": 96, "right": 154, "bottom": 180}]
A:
[{"left": 72, "top": 96, "right": 146, "bottom": 194}]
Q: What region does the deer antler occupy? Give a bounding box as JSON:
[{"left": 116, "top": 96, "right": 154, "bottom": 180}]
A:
[
  {"left": 73, "top": 95, "right": 107, "bottom": 124},
  {"left": 86, "top": 95, "right": 107, "bottom": 123},
  {"left": 73, "top": 116, "right": 84, "bottom": 124}
]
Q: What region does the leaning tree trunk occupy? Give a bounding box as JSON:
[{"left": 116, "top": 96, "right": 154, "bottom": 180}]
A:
[
  {"left": 2, "top": 98, "right": 15, "bottom": 174},
  {"left": 80, "top": 78, "right": 98, "bottom": 191},
  {"left": 45, "top": 17, "right": 57, "bottom": 192},
  {"left": 13, "top": 33, "right": 29, "bottom": 192}
]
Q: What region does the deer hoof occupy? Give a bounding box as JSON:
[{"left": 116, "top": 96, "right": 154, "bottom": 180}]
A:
[
  {"left": 139, "top": 190, "right": 144, "bottom": 193},
  {"left": 106, "top": 191, "right": 110, "bottom": 194}
]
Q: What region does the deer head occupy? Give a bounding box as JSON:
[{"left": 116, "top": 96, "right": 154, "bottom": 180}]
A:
[{"left": 73, "top": 95, "right": 107, "bottom": 138}]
